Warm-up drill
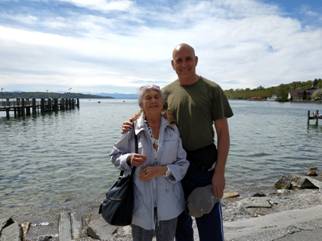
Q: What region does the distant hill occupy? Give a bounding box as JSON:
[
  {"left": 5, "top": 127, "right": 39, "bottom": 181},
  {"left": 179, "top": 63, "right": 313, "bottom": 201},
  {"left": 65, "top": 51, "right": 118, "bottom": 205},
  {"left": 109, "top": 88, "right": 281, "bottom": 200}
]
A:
[
  {"left": 96, "top": 93, "right": 137, "bottom": 99},
  {"left": 225, "top": 78, "right": 322, "bottom": 102},
  {"left": 0, "top": 92, "right": 113, "bottom": 99}
]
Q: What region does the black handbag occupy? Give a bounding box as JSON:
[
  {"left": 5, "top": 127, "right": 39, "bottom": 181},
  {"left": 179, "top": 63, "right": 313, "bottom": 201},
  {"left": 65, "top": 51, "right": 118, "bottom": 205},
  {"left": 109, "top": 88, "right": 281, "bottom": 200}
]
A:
[{"left": 99, "top": 130, "right": 138, "bottom": 226}]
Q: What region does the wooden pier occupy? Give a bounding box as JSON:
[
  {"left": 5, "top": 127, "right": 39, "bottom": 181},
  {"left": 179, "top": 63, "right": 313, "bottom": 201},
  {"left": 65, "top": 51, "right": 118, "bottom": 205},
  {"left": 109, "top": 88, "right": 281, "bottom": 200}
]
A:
[
  {"left": 307, "top": 110, "right": 322, "bottom": 126},
  {"left": 0, "top": 98, "right": 79, "bottom": 119}
]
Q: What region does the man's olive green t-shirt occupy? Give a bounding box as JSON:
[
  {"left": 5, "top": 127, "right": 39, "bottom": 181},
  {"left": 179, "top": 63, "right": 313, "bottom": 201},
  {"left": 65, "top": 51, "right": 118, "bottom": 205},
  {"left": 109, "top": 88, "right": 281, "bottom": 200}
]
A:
[{"left": 162, "top": 77, "right": 233, "bottom": 151}]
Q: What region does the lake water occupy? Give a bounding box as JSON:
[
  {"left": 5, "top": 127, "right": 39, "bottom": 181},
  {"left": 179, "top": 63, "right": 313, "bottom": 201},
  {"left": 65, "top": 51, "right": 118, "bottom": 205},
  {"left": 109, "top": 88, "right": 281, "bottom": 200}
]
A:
[{"left": 1, "top": 99, "right": 322, "bottom": 216}]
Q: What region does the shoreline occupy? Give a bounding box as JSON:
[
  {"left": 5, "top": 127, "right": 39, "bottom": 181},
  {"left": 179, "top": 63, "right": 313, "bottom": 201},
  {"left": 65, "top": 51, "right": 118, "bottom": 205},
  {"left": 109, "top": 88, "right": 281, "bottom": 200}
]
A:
[{"left": 1, "top": 175, "right": 322, "bottom": 241}]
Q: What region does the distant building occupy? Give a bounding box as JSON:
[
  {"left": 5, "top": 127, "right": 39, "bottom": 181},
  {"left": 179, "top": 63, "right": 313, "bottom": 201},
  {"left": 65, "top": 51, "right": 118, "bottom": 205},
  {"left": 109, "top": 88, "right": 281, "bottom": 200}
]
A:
[
  {"left": 267, "top": 94, "right": 278, "bottom": 101},
  {"left": 290, "top": 87, "right": 322, "bottom": 101}
]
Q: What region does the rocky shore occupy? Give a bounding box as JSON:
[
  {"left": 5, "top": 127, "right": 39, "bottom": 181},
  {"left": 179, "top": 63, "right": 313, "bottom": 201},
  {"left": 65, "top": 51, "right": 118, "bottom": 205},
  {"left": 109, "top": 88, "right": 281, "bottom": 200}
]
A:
[{"left": 1, "top": 172, "right": 322, "bottom": 241}]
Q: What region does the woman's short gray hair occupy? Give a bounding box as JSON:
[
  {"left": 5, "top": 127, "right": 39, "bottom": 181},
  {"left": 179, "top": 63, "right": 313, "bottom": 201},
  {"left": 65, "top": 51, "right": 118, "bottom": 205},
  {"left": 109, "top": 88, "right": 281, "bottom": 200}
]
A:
[{"left": 138, "top": 85, "right": 162, "bottom": 107}]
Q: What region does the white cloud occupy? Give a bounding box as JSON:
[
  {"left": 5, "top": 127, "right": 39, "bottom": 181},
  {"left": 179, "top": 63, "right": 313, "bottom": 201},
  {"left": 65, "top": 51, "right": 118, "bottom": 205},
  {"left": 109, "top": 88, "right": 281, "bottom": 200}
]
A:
[
  {"left": 0, "top": 0, "right": 322, "bottom": 92},
  {"left": 1, "top": 14, "right": 38, "bottom": 24},
  {"left": 59, "top": 0, "right": 133, "bottom": 12}
]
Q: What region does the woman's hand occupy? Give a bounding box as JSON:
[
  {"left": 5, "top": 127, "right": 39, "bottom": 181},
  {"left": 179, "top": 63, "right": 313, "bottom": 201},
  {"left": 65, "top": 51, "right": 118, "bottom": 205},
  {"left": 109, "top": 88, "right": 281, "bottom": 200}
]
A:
[
  {"left": 122, "top": 120, "right": 133, "bottom": 133},
  {"left": 121, "top": 112, "right": 141, "bottom": 133},
  {"left": 139, "top": 166, "right": 167, "bottom": 181},
  {"left": 128, "top": 153, "right": 147, "bottom": 167}
]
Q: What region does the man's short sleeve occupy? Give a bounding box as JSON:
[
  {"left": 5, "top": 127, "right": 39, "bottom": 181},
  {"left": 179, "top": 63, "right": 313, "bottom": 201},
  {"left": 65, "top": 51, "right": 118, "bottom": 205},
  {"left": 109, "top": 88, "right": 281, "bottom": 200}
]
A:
[{"left": 211, "top": 85, "right": 233, "bottom": 121}]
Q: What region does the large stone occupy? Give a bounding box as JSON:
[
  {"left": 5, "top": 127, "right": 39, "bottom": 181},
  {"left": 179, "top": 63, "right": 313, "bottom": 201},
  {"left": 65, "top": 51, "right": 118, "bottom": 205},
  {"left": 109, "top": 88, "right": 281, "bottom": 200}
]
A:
[
  {"left": 275, "top": 175, "right": 320, "bottom": 190},
  {"left": 87, "top": 214, "right": 117, "bottom": 240},
  {"left": 291, "top": 175, "right": 319, "bottom": 189},
  {"left": 252, "top": 192, "right": 266, "bottom": 197},
  {"left": 306, "top": 176, "right": 322, "bottom": 189},
  {"left": 0, "top": 218, "right": 21, "bottom": 241},
  {"left": 0, "top": 217, "right": 14, "bottom": 231},
  {"left": 25, "top": 220, "right": 58, "bottom": 241},
  {"left": 274, "top": 175, "right": 292, "bottom": 189},
  {"left": 307, "top": 167, "right": 318, "bottom": 176}
]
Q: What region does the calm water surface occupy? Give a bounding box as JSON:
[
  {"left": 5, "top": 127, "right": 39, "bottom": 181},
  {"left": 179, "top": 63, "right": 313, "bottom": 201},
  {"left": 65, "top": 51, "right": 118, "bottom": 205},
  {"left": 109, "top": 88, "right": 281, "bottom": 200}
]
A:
[{"left": 1, "top": 99, "right": 322, "bottom": 216}]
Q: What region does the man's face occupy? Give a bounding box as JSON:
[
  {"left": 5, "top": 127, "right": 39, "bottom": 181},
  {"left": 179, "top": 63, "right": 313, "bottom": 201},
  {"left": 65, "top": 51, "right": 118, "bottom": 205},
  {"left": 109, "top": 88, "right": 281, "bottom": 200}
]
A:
[{"left": 171, "top": 46, "right": 198, "bottom": 79}]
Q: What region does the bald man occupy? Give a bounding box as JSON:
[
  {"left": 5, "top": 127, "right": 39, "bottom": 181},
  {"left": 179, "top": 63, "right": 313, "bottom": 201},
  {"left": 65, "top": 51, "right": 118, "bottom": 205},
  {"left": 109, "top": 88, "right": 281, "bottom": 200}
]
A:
[{"left": 163, "top": 43, "right": 233, "bottom": 241}]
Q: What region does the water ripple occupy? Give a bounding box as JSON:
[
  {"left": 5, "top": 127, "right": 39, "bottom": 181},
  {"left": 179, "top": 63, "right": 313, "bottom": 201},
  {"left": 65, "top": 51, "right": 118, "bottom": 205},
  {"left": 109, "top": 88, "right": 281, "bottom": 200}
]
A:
[{"left": 1, "top": 99, "right": 322, "bottom": 214}]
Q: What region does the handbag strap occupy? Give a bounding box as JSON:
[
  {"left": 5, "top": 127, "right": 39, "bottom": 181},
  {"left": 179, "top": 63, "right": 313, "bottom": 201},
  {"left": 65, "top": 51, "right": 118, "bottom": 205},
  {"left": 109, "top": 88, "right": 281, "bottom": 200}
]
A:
[{"left": 131, "top": 126, "right": 138, "bottom": 175}]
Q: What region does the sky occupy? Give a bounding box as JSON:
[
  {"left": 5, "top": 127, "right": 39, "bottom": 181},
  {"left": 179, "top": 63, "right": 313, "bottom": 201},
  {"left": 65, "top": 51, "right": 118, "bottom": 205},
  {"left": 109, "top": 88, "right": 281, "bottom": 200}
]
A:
[{"left": 0, "top": 0, "right": 322, "bottom": 93}]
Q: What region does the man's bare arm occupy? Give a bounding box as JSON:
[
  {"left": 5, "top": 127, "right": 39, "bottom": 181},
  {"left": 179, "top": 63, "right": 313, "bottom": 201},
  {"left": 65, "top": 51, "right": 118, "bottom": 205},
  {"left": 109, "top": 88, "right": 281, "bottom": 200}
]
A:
[{"left": 212, "top": 118, "right": 230, "bottom": 198}]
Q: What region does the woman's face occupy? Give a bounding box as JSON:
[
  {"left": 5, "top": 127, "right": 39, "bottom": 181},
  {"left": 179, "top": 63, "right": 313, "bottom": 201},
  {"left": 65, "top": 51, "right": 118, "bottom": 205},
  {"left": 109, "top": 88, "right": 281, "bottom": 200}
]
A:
[{"left": 141, "top": 89, "right": 163, "bottom": 115}]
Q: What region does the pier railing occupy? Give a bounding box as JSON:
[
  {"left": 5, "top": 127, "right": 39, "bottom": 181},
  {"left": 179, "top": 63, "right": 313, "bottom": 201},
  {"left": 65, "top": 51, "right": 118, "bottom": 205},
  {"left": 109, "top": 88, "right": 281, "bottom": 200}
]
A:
[{"left": 0, "top": 98, "right": 79, "bottom": 119}]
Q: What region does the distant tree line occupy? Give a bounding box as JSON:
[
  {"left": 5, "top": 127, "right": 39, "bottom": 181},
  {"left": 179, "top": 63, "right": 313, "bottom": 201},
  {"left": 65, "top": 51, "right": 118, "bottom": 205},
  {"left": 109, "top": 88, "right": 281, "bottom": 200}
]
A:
[
  {"left": 224, "top": 78, "right": 322, "bottom": 102},
  {"left": 0, "top": 91, "right": 112, "bottom": 99}
]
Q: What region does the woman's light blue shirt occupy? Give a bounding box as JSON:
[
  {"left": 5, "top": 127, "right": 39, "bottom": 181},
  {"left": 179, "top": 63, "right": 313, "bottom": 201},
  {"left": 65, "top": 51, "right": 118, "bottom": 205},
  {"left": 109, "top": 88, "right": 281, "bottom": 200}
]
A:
[{"left": 110, "top": 114, "right": 189, "bottom": 230}]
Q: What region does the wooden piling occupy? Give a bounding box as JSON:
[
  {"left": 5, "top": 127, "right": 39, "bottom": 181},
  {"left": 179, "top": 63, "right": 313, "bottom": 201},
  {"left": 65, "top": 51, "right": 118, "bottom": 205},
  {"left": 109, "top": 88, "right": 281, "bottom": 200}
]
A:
[
  {"left": 21, "top": 98, "right": 26, "bottom": 117},
  {"left": 1, "top": 97, "right": 79, "bottom": 119},
  {"left": 40, "top": 98, "right": 45, "bottom": 113},
  {"left": 65, "top": 98, "right": 68, "bottom": 110},
  {"left": 5, "top": 98, "right": 10, "bottom": 119},
  {"left": 307, "top": 110, "right": 310, "bottom": 126},
  {"left": 53, "top": 98, "right": 58, "bottom": 111},
  {"left": 26, "top": 98, "right": 31, "bottom": 116},
  {"left": 316, "top": 110, "right": 319, "bottom": 126},
  {"left": 32, "top": 98, "right": 37, "bottom": 115},
  {"left": 16, "top": 98, "right": 21, "bottom": 117},
  {"left": 48, "top": 98, "right": 52, "bottom": 112}
]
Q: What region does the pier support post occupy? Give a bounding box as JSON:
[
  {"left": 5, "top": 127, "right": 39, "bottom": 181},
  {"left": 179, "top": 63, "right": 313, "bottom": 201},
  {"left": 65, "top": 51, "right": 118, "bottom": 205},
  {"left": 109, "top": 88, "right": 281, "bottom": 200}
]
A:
[
  {"left": 48, "top": 98, "right": 52, "bottom": 112},
  {"left": 21, "top": 98, "right": 26, "bottom": 117},
  {"left": 32, "top": 98, "right": 37, "bottom": 115},
  {"left": 5, "top": 98, "right": 10, "bottom": 119},
  {"left": 5, "top": 108, "right": 9, "bottom": 119},
  {"left": 16, "top": 98, "right": 21, "bottom": 117},
  {"left": 26, "top": 98, "right": 31, "bottom": 116},
  {"left": 53, "top": 98, "right": 58, "bottom": 112},
  {"left": 71, "top": 99, "right": 75, "bottom": 109},
  {"left": 316, "top": 110, "right": 319, "bottom": 126},
  {"left": 60, "top": 98, "right": 65, "bottom": 111},
  {"left": 307, "top": 110, "right": 310, "bottom": 126},
  {"left": 41, "top": 98, "right": 45, "bottom": 114}
]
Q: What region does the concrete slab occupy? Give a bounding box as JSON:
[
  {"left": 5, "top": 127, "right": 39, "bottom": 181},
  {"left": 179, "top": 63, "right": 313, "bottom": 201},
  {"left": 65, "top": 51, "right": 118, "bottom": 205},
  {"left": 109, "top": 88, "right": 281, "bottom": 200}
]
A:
[
  {"left": 276, "top": 227, "right": 322, "bottom": 241},
  {"left": 224, "top": 205, "right": 322, "bottom": 241},
  {"left": 70, "top": 212, "right": 81, "bottom": 240},
  {"left": 239, "top": 197, "right": 273, "bottom": 208},
  {"left": 59, "top": 212, "right": 72, "bottom": 241}
]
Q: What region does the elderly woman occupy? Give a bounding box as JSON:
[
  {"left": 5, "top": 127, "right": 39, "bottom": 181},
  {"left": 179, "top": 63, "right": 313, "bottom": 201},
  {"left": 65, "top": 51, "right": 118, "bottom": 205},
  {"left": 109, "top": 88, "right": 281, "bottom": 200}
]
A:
[{"left": 110, "top": 85, "right": 189, "bottom": 241}]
